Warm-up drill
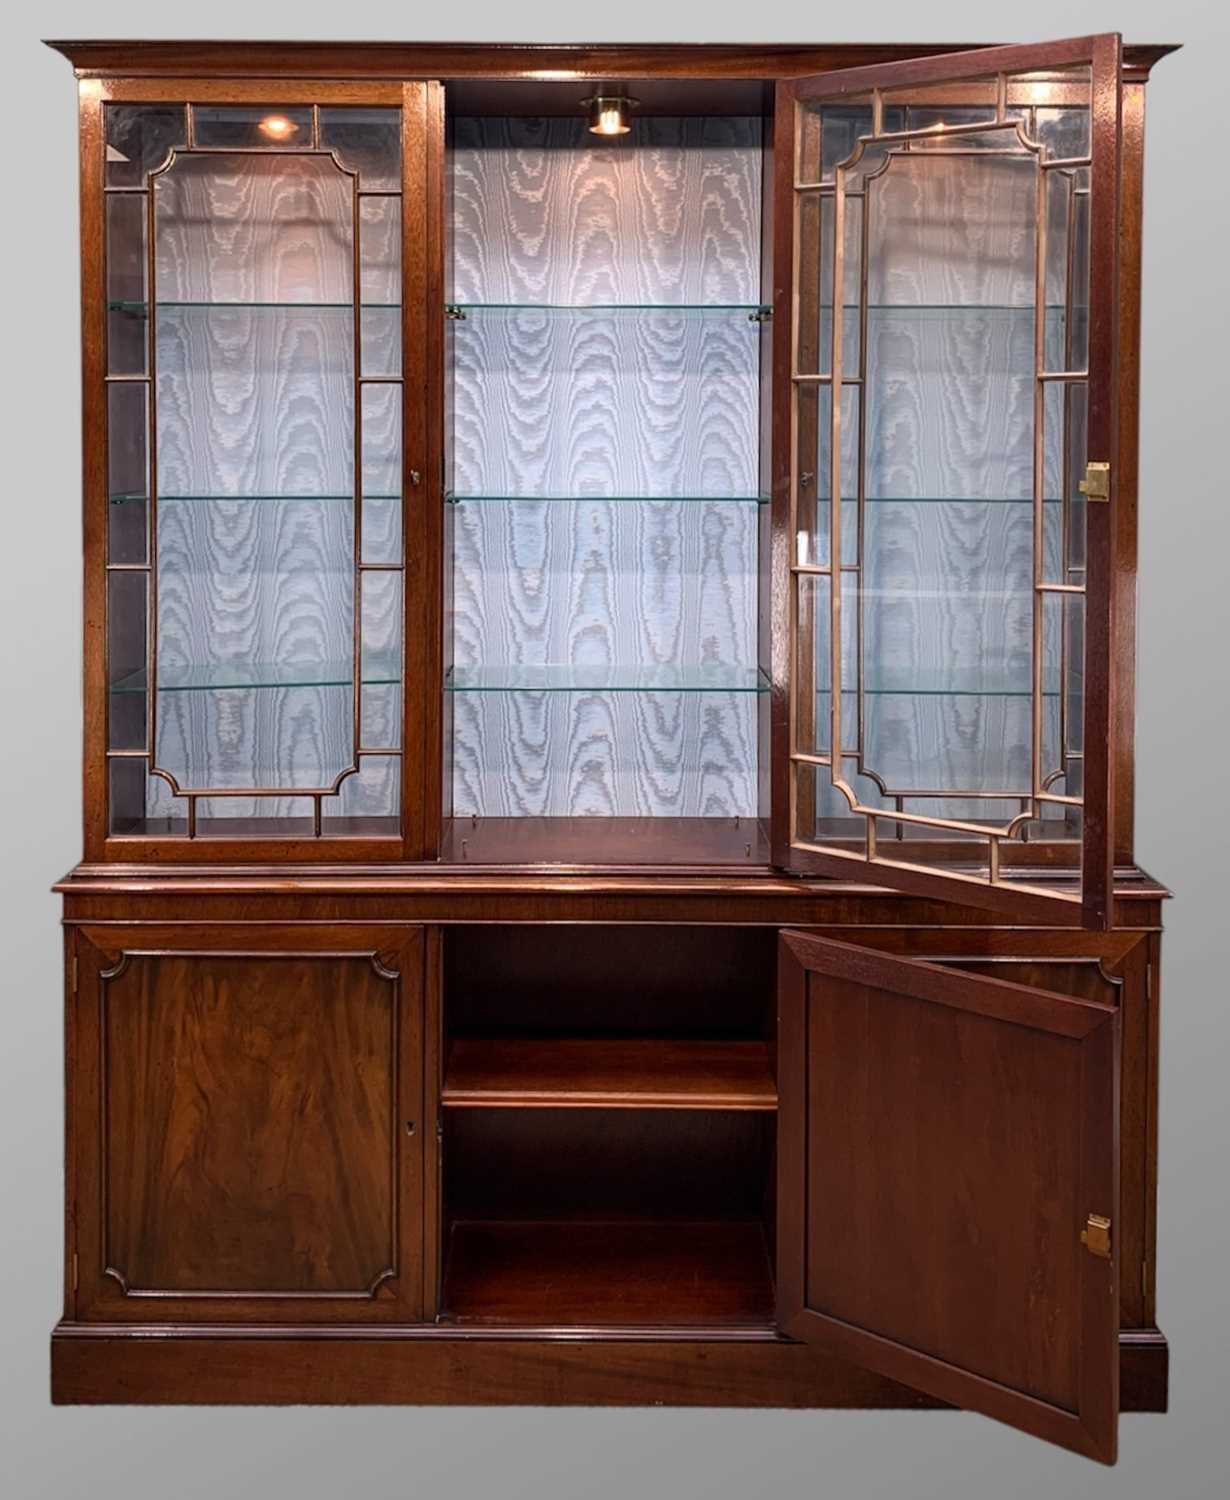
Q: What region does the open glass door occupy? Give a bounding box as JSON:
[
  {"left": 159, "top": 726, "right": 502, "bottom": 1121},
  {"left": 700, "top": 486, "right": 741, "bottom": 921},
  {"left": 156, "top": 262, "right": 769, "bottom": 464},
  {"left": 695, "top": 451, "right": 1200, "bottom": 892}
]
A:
[
  {"left": 771, "top": 38, "right": 1123, "bottom": 926},
  {"left": 777, "top": 929, "right": 1120, "bottom": 1462}
]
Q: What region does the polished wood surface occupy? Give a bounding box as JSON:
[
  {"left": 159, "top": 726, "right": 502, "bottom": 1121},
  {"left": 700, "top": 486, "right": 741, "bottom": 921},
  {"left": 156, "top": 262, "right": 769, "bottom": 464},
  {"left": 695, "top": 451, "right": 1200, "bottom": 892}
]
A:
[
  {"left": 72, "top": 925, "right": 425, "bottom": 1323},
  {"left": 49, "top": 1324, "right": 1169, "bottom": 1410},
  {"left": 441, "top": 816, "right": 772, "bottom": 866},
  {"left": 778, "top": 930, "right": 1119, "bottom": 1461},
  {"left": 442, "top": 1039, "right": 776, "bottom": 1110},
  {"left": 47, "top": 40, "right": 1178, "bottom": 81},
  {"left": 442, "top": 1220, "right": 775, "bottom": 1327}
]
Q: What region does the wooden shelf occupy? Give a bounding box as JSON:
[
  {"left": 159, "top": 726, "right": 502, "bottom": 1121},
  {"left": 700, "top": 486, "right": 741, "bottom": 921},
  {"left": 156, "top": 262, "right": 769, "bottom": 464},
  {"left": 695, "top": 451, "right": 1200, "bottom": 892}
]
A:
[
  {"left": 442, "top": 1219, "right": 775, "bottom": 1327},
  {"left": 442, "top": 1038, "right": 777, "bottom": 1111},
  {"left": 440, "top": 815, "right": 771, "bottom": 867}
]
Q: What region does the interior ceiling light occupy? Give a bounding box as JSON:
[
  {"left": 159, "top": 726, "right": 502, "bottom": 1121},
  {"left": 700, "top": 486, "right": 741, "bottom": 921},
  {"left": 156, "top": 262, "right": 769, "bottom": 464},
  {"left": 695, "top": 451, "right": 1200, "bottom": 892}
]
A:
[{"left": 581, "top": 93, "right": 638, "bottom": 136}]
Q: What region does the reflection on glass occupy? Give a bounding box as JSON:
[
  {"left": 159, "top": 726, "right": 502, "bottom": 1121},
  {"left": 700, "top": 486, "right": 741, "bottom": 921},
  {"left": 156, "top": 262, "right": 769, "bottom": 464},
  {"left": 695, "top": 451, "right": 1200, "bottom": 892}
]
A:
[
  {"left": 191, "top": 106, "right": 313, "bottom": 150},
  {"left": 105, "top": 105, "right": 185, "bottom": 187}
]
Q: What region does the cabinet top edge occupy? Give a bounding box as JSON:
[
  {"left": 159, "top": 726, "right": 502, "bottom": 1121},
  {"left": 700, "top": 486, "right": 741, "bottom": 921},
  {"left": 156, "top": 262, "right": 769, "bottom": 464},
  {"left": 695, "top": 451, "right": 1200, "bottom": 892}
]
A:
[
  {"left": 52, "top": 862, "right": 1172, "bottom": 902},
  {"left": 43, "top": 39, "right": 1179, "bottom": 82}
]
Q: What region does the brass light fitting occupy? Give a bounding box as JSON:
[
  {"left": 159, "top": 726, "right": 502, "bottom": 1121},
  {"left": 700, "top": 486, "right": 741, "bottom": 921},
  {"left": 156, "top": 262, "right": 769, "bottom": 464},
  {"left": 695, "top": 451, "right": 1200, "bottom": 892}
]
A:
[{"left": 581, "top": 93, "right": 638, "bottom": 136}]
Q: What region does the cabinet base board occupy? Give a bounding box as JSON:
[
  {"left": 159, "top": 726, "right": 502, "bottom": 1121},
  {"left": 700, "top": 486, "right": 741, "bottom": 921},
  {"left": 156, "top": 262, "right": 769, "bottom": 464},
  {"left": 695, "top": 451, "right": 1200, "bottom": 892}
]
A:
[{"left": 50, "top": 1324, "right": 1167, "bottom": 1412}]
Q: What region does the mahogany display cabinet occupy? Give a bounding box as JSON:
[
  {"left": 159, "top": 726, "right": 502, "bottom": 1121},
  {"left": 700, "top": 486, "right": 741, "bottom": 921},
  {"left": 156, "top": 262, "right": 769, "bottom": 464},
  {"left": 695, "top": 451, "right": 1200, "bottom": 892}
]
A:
[{"left": 47, "top": 34, "right": 1175, "bottom": 1463}]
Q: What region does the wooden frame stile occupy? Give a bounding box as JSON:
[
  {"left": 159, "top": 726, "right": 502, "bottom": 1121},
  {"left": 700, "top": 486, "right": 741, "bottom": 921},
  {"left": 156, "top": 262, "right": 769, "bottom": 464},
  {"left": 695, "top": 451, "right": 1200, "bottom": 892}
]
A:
[
  {"left": 770, "top": 36, "right": 1125, "bottom": 930},
  {"left": 84, "top": 76, "right": 429, "bottom": 865},
  {"left": 777, "top": 929, "right": 1121, "bottom": 1462}
]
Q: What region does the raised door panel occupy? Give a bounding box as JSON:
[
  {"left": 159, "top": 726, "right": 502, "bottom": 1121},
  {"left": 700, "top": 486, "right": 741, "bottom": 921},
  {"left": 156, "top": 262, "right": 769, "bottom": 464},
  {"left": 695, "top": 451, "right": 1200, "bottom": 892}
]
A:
[
  {"left": 777, "top": 929, "right": 1119, "bottom": 1462},
  {"left": 72, "top": 925, "right": 423, "bottom": 1322}
]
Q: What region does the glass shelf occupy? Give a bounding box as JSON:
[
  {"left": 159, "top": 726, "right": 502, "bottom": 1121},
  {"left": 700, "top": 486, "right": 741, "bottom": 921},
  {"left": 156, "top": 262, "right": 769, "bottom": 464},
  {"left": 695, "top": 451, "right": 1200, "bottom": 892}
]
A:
[
  {"left": 108, "top": 301, "right": 398, "bottom": 314},
  {"left": 112, "top": 654, "right": 401, "bottom": 694},
  {"left": 447, "top": 493, "right": 769, "bottom": 506},
  {"left": 822, "top": 303, "right": 1077, "bottom": 315},
  {"left": 449, "top": 302, "right": 772, "bottom": 317},
  {"left": 446, "top": 664, "right": 770, "bottom": 694},
  {"left": 109, "top": 493, "right": 400, "bottom": 505},
  {"left": 819, "top": 676, "right": 1063, "bottom": 698}
]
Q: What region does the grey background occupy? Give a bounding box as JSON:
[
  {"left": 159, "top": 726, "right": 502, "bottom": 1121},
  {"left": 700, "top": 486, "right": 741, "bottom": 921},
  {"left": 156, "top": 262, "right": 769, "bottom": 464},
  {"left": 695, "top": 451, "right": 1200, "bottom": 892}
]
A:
[{"left": 1, "top": 1, "right": 1224, "bottom": 1495}]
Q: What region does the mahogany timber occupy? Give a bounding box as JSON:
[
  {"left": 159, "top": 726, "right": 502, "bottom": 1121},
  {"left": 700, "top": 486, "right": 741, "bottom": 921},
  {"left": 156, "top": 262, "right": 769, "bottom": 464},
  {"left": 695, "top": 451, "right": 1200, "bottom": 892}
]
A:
[
  {"left": 442, "top": 1039, "right": 777, "bottom": 1110},
  {"left": 70, "top": 926, "right": 425, "bottom": 1324},
  {"left": 441, "top": 1220, "right": 775, "bottom": 1326},
  {"left": 49, "top": 1326, "right": 1168, "bottom": 1409},
  {"left": 777, "top": 931, "right": 1120, "bottom": 1462},
  {"left": 46, "top": 40, "right": 1178, "bottom": 83}
]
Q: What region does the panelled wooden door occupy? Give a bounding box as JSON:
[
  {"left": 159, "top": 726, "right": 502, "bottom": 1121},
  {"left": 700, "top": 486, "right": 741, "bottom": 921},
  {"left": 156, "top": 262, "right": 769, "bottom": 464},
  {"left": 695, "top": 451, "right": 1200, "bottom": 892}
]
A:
[
  {"left": 71, "top": 925, "right": 425, "bottom": 1323},
  {"left": 771, "top": 37, "right": 1124, "bottom": 927},
  {"left": 777, "top": 929, "right": 1120, "bottom": 1462}
]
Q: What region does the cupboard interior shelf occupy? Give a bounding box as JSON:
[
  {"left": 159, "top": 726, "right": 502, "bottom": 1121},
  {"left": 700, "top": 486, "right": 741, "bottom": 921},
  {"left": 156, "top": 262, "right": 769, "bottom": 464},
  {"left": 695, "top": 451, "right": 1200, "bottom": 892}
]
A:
[
  {"left": 442, "top": 1038, "right": 777, "bottom": 1111},
  {"left": 445, "top": 665, "right": 769, "bottom": 694},
  {"left": 111, "top": 656, "right": 401, "bottom": 694},
  {"left": 440, "top": 1219, "right": 775, "bottom": 1328}
]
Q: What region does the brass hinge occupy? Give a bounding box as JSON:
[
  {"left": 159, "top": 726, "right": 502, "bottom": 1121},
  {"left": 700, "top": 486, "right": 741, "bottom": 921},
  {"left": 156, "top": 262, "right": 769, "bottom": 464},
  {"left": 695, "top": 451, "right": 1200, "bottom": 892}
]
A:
[
  {"left": 1078, "top": 461, "right": 1111, "bottom": 502},
  {"left": 1081, "top": 1213, "right": 1113, "bottom": 1259},
  {"left": 71, "top": 955, "right": 79, "bottom": 995},
  {"left": 71, "top": 1252, "right": 79, "bottom": 1292},
  {"left": 444, "top": 304, "right": 467, "bottom": 321}
]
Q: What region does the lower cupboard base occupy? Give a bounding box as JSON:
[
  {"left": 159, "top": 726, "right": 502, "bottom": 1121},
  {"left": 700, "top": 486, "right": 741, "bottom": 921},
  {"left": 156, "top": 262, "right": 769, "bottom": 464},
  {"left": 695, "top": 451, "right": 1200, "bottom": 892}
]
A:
[{"left": 50, "top": 1326, "right": 1169, "bottom": 1411}]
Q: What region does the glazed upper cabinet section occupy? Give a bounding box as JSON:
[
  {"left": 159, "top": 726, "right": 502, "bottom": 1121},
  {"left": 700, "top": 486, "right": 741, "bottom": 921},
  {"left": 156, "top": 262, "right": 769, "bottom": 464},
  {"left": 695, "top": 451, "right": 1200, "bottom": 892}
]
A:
[
  {"left": 773, "top": 37, "right": 1122, "bottom": 926},
  {"left": 95, "top": 84, "right": 428, "bottom": 858}
]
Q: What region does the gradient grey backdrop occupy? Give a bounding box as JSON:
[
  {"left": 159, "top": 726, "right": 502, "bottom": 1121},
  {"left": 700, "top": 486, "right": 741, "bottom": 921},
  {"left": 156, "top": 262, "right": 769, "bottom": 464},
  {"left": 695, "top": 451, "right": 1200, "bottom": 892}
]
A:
[{"left": 2, "top": 3, "right": 1225, "bottom": 1496}]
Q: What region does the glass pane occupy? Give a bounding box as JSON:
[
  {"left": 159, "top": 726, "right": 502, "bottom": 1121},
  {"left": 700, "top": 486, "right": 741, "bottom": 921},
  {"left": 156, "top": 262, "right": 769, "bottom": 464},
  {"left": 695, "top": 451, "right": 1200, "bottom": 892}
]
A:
[
  {"left": 150, "top": 149, "right": 361, "bottom": 812},
  {"left": 362, "top": 569, "right": 402, "bottom": 704},
  {"left": 795, "top": 384, "right": 858, "bottom": 569},
  {"left": 106, "top": 383, "right": 148, "bottom": 548},
  {"left": 105, "top": 105, "right": 185, "bottom": 187},
  {"left": 320, "top": 108, "right": 401, "bottom": 191},
  {"left": 361, "top": 195, "right": 401, "bottom": 376},
  {"left": 191, "top": 106, "right": 313, "bottom": 150},
  {"left": 106, "top": 196, "right": 147, "bottom": 374},
  {"left": 155, "top": 153, "right": 353, "bottom": 305},
  {"left": 325, "top": 755, "right": 401, "bottom": 827},
  {"left": 107, "top": 571, "right": 147, "bottom": 752},
  {"left": 110, "top": 757, "right": 161, "bottom": 834}
]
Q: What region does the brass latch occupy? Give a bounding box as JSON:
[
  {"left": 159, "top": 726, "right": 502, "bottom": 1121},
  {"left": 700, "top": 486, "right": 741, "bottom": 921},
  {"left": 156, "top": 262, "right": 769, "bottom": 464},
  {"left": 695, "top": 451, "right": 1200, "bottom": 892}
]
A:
[
  {"left": 1081, "top": 1213, "right": 1112, "bottom": 1259},
  {"left": 1078, "top": 461, "right": 1111, "bottom": 502}
]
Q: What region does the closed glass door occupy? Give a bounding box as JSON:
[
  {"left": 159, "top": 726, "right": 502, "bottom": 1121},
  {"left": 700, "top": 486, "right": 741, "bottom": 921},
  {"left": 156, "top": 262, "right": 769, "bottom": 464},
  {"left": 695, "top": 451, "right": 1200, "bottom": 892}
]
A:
[{"left": 101, "top": 96, "right": 409, "bottom": 849}]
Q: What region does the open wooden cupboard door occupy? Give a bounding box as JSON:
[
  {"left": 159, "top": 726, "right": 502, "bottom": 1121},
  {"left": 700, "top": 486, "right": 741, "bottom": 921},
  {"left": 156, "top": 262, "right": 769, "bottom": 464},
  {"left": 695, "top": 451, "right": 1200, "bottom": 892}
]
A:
[
  {"left": 770, "top": 38, "right": 1123, "bottom": 927},
  {"left": 776, "top": 929, "right": 1120, "bottom": 1461}
]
